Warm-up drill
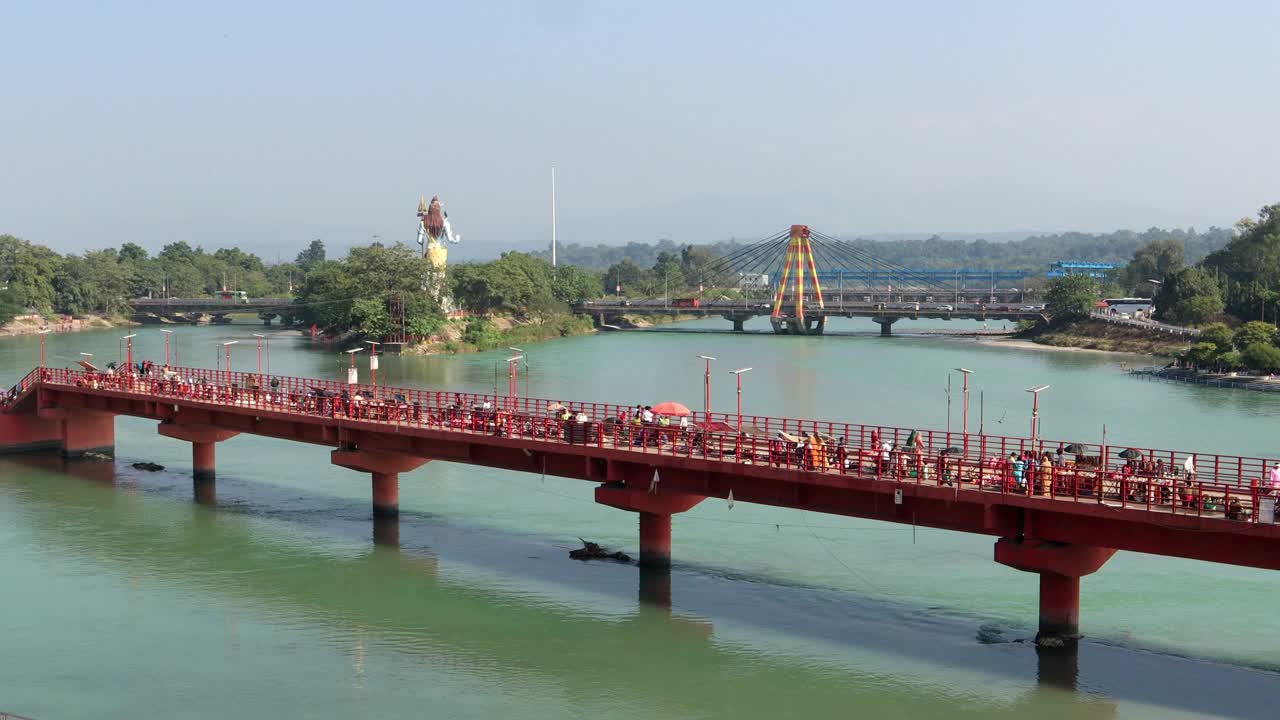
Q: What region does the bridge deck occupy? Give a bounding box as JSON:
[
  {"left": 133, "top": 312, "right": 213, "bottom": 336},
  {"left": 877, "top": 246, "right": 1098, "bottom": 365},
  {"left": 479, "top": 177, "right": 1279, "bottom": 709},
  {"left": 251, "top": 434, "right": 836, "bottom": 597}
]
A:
[{"left": 6, "top": 365, "right": 1277, "bottom": 535}]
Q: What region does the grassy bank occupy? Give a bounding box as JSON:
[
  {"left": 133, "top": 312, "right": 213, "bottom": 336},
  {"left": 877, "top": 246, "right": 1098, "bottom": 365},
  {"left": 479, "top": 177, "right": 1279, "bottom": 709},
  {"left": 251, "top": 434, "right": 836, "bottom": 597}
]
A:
[
  {"left": 1015, "top": 318, "right": 1192, "bottom": 356},
  {"left": 409, "top": 313, "right": 596, "bottom": 355}
]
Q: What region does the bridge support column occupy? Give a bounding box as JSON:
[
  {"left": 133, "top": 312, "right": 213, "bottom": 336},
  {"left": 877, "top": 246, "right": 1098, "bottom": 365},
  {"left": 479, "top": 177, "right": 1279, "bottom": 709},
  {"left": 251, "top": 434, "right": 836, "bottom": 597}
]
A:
[
  {"left": 38, "top": 408, "right": 116, "bottom": 459},
  {"left": 159, "top": 423, "right": 241, "bottom": 504},
  {"left": 594, "top": 484, "right": 705, "bottom": 568},
  {"left": 994, "top": 538, "right": 1115, "bottom": 646},
  {"left": 873, "top": 317, "right": 898, "bottom": 336},
  {"left": 0, "top": 412, "right": 63, "bottom": 455},
  {"left": 331, "top": 449, "right": 428, "bottom": 518},
  {"left": 732, "top": 317, "right": 745, "bottom": 332}
]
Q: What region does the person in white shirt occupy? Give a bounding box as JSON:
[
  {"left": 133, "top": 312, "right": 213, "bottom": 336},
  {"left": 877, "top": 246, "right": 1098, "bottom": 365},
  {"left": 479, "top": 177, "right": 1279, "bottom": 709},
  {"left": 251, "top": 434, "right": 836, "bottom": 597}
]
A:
[{"left": 642, "top": 406, "right": 654, "bottom": 424}]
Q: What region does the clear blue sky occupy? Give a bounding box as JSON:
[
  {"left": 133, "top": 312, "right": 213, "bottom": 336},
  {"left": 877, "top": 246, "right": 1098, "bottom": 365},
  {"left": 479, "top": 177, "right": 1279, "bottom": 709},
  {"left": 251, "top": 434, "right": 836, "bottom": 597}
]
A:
[{"left": 3, "top": 1, "right": 1277, "bottom": 259}]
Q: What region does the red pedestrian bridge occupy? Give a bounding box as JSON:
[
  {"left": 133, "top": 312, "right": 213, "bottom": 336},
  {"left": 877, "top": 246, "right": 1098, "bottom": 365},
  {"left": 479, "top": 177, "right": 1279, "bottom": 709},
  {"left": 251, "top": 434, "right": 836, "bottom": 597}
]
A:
[{"left": 4, "top": 364, "right": 1279, "bottom": 646}]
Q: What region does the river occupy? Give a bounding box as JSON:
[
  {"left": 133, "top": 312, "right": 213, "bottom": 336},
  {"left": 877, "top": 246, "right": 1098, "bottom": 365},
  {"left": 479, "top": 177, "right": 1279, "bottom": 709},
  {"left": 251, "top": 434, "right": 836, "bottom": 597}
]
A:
[{"left": 2, "top": 317, "right": 1278, "bottom": 719}]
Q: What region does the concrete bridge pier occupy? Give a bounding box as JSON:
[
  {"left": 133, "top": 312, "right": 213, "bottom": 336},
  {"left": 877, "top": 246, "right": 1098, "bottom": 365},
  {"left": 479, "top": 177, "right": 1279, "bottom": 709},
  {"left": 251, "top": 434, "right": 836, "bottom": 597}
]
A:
[
  {"left": 158, "top": 423, "right": 241, "bottom": 504},
  {"left": 37, "top": 407, "right": 116, "bottom": 459},
  {"left": 731, "top": 317, "right": 745, "bottom": 332},
  {"left": 594, "top": 483, "right": 705, "bottom": 568},
  {"left": 994, "top": 538, "right": 1115, "bottom": 646},
  {"left": 331, "top": 449, "right": 429, "bottom": 518},
  {"left": 873, "top": 317, "right": 898, "bottom": 336}
]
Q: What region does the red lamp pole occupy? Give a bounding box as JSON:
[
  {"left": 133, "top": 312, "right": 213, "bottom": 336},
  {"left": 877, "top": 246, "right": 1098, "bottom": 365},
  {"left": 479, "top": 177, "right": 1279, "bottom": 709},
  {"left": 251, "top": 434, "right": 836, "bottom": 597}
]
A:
[
  {"left": 122, "top": 334, "right": 137, "bottom": 371},
  {"left": 222, "top": 341, "right": 238, "bottom": 387}
]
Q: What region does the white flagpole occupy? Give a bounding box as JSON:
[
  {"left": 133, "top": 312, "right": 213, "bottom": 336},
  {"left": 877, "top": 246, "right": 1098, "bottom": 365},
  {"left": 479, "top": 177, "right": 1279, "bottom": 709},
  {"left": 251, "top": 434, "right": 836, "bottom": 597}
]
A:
[{"left": 551, "top": 166, "right": 557, "bottom": 267}]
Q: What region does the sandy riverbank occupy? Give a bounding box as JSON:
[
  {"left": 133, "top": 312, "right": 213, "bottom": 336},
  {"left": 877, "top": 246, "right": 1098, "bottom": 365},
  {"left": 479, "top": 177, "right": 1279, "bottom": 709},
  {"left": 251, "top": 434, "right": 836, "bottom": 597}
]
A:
[
  {"left": 1, "top": 314, "right": 125, "bottom": 337},
  {"left": 979, "top": 336, "right": 1151, "bottom": 356}
]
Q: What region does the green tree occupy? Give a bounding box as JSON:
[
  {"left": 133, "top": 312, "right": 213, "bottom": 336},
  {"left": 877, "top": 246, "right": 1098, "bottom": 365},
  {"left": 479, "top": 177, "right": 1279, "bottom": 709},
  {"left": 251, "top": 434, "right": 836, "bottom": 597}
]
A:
[
  {"left": 550, "top": 264, "right": 600, "bottom": 304},
  {"left": 0, "top": 235, "right": 61, "bottom": 312},
  {"left": 1155, "top": 267, "right": 1223, "bottom": 325},
  {"left": 118, "top": 242, "right": 149, "bottom": 264},
  {"left": 652, "top": 251, "right": 686, "bottom": 295},
  {"left": 295, "top": 239, "right": 327, "bottom": 272},
  {"left": 1122, "top": 238, "right": 1184, "bottom": 295},
  {"left": 1242, "top": 342, "right": 1280, "bottom": 372},
  {"left": 1219, "top": 350, "right": 1243, "bottom": 369},
  {"left": 603, "top": 258, "right": 644, "bottom": 295},
  {"left": 1184, "top": 342, "right": 1219, "bottom": 368},
  {"left": 1232, "top": 321, "right": 1277, "bottom": 351},
  {"left": 1203, "top": 204, "right": 1280, "bottom": 287},
  {"left": 1199, "top": 323, "right": 1234, "bottom": 355},
  {"left": 293, "top": 261, "right": 357, "bottom": 330},
  {"left": 1044, "top": 275, "right": 1098, "bottom": 323},
  {"left": 349, "top": 297, "right": 392, "bottom": 338},
  {"left": 0, "top": 287, "right": 20, "bottom": 324},
  {"left": 264, "top": 262, "right": 300, "bottom": 296}
]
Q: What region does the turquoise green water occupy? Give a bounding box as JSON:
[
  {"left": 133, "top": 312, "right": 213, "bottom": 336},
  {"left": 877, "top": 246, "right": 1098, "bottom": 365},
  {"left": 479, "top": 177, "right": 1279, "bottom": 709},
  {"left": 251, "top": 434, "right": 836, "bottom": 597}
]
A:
[{"left": 2, "top": 320, "right": 1278, "bottom": 719}]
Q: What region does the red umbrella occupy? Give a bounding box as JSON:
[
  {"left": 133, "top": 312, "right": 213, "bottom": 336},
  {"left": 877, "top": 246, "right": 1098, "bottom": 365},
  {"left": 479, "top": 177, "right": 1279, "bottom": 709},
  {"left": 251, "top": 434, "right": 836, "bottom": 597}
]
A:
[{"left": 651, "top": 401, "right": 692, "bottom": 416}]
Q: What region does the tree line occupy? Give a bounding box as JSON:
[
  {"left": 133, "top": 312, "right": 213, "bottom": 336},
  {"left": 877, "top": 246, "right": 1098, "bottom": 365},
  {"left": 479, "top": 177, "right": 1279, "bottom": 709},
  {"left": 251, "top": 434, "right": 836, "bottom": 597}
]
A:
[
  {"left": 537, "top": 226, "right": 1232, "bottom": 273},
  {"left": 0, "top": 234, "right": 310, "bottom": 320}
]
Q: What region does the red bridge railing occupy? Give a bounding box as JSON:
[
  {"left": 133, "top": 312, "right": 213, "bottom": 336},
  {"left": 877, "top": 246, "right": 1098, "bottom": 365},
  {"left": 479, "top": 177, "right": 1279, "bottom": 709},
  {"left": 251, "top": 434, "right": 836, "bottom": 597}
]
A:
[{"left": 19, "top": 364, "right": 1280, "bottom": 524}]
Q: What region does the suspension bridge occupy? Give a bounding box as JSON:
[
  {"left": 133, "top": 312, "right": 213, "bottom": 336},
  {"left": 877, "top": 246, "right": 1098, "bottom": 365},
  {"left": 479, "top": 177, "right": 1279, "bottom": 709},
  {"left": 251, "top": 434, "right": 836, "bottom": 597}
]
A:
[{"left": 575, "top": 226, "right": 1044, "bottom": 335}]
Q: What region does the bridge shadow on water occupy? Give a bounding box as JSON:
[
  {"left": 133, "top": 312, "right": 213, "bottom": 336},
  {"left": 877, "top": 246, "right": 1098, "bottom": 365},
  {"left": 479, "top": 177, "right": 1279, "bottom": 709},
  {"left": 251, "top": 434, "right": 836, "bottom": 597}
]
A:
[{"left": 4, "top": 453, "right": 1278, "bottom": 719}]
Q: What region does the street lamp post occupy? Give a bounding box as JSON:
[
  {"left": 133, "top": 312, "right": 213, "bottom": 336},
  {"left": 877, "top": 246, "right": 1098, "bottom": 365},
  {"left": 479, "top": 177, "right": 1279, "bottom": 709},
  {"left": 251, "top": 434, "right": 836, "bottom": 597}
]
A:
[
  {"left": 38, "top": 328, "right": 49, "bottom": 368},
  {"left": 159, "top": 329, "right": 173, "bottom": 367},
  {"left": 221, "top": 341, "right": 239, "bottom": 387},
  {"left": 345, "top": 348, "right": 364, "bottom": 385},
  {"left": 955, "top": 368, "right": 973, "bottom": 455},
  {"left": 730, "top": 367, "right": 752, "bottom": 456},
  {"left": 1026, "top": 385, "right": 1050, "bottom": 451},
  {"left": 508, "top": 347, "right": 526, "bottom": 405},
  {"left": 365, "top": 340, "right": 380, "bottom": 390},
  {"left": 698, "top": 355, "right": 716, "bottom": 426},
  {"left": 252, "top": 333, "right": 266, "bottom": 377},
  {"left": 732, "top": 366, "right": 747, "bottom": 427},
  {"left": 506, "top": 355, "right": 524, "bottom": 408},
  {"left": 121, "top": 334, "right": 137, "bottom": 372}
]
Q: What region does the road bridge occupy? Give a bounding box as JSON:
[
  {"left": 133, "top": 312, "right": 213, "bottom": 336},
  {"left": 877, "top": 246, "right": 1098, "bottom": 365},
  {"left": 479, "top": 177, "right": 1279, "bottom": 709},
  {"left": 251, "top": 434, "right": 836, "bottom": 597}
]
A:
[
  {"left": 597, "top": 225, "right": 1047, "bottom": 335},
  {"left": 128, "top": 298, "right": 296, "bottom": 325},
  {"left": 576, "top": 298, "right": 1046, "bottom": 335},
  {"left": 4, "top": 363, "right": 1278, "bottom": 647}
]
